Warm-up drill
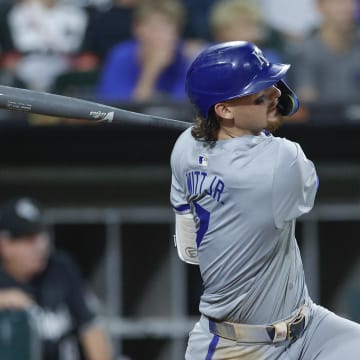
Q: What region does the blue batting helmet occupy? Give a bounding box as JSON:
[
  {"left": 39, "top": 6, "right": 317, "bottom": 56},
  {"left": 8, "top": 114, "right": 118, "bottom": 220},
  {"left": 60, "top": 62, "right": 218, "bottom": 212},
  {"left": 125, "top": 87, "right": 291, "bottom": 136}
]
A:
[{"left": 185, "top": 41, "right": 299, "bottom": 118}]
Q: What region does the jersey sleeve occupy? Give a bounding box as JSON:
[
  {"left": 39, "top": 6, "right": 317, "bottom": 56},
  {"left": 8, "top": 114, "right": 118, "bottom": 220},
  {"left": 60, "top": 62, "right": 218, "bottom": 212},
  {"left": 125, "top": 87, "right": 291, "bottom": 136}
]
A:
[
  {"left": 272, "top": 140, "right": 318, "bottom": 229},
  {"left": 170, "top": 135, "right": 191, "bottom": 215}
]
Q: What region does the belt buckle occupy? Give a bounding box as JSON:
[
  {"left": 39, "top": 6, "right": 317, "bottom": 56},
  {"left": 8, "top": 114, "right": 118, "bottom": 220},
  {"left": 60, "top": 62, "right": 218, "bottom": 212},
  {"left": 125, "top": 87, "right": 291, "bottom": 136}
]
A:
[
  {"left": 272, "top": 310, "right": 305, "bottom": 343},
  {"left": 272, "top": 321, "right": 288, "bottom": 343},
  {"left": 287, "top": 312, "right": 305, "bottom": 340}
]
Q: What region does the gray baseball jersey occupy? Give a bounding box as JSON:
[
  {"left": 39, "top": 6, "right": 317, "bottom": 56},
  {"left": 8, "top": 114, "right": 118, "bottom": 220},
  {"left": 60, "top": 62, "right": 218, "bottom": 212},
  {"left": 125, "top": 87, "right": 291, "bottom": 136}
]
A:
[
  {"left": 171, "top": 128, "right": 317, "bottom": 324},
  {"left": 171, "top": 128, "right": 360, "bottom": 359}
]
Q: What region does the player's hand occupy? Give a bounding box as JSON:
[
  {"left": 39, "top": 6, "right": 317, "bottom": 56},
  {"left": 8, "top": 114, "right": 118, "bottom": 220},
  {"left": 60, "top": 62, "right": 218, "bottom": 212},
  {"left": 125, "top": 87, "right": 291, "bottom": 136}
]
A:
[{"left": 0, "top": 289, "right": 34, "bottom": 310}]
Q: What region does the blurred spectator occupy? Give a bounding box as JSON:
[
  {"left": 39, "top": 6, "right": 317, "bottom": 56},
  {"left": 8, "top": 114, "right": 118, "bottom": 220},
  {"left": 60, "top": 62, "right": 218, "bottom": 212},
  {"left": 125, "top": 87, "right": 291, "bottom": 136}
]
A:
[
  {"left": 0, "top": 2, "right": 13, "bottom": 54},
  {"left": 182, "top": 0, "right": 216, "bottom": 41},
  {"left": 293, "top": 0, "right": 360, "bottom": 104},
  {"left": 257, "top": 0, "right": 321, "bottom": 43},
  {"left": 7, "top": 0, "right": 88, "bottom": 91},
  {"left": 97, "top": 0, "right": 189, "bottom": 102},
  {"left": 83, "top": 0, "right": 141, "bottom": 62},
  {"left": 181, "top": 0, "right": 216, "bottom": 59},
  {"left": 60, "top": 0, "right": 110, "bottom": 7},
  {"left": 0, "top": 197, "right": 113, "bottom": 360},
  {"left": 0, "top": 1, "right": 20, "bottom": 88},
  {"left": 209, "top": 0, "right": 287, "bottom": 63}
]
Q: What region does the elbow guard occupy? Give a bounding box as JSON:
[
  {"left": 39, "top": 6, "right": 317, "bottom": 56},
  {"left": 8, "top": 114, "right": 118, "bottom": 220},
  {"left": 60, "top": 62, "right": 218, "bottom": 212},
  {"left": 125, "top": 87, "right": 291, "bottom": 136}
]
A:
[{"left": 174, "top": 213, "right": 199, "bottom": 265}]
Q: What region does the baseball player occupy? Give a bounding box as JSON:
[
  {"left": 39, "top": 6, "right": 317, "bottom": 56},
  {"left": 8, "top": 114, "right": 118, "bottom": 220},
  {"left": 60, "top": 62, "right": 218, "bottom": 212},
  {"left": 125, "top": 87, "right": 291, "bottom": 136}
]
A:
[{"left": 170, "top": 41, "right": 360, "bottom": 359}]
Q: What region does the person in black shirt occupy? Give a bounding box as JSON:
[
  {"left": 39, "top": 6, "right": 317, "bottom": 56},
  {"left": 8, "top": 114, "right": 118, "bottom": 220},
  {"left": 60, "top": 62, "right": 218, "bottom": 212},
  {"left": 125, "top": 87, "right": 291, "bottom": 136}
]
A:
[
  {"left": 84, "top": 0, "right": 139, "bottom": 62},
  {"left": 0, "top": 197, "right": 113, "bottom": 360}
]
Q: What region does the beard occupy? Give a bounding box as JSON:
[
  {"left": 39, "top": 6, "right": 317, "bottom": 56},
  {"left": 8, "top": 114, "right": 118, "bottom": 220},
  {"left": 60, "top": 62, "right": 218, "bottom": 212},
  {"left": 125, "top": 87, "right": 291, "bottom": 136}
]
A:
[{"left": 265, "top": 112, "right": 283, "bottom": 133}]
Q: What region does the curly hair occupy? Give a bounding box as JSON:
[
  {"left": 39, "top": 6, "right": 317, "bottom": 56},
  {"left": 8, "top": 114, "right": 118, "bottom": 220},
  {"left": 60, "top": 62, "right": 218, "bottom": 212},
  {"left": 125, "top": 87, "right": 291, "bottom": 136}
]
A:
[{"left": 191, "top": 109, "right": 220, "bottom": 145}]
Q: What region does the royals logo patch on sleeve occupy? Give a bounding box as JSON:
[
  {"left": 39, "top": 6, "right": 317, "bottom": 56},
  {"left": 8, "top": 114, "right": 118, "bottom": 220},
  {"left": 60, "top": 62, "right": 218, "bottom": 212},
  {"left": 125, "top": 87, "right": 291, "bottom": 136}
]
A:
[{"left": 198, "top": 154, "right": 208, "bottom": 167}]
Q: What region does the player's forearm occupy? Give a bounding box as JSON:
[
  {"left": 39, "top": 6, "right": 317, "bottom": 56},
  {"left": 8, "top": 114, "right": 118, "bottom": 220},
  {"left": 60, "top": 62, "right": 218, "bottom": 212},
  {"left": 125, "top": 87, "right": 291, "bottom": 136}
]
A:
[{"left": 81, "top": 325, "right": 113, "bottom": 360}]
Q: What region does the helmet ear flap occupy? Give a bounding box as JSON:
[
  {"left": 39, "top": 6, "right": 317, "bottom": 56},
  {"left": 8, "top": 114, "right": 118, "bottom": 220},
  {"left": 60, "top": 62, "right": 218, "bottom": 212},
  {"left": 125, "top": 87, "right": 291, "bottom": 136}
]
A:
[{"left": 276, "top": 80, "right": 299, "bottom": 116}]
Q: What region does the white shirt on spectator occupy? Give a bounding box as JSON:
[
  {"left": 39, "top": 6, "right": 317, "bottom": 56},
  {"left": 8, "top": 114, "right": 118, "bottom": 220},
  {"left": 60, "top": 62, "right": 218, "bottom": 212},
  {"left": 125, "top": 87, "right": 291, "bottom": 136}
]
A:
[
  {"left": 8, "top": 0, "right": 87, "bottom": 54},
  {"left": 257, "top": 0, "right": 321, "bottom": 39},
  {"left": 7, "top": 0, "right": 88, "bottom": 91}
]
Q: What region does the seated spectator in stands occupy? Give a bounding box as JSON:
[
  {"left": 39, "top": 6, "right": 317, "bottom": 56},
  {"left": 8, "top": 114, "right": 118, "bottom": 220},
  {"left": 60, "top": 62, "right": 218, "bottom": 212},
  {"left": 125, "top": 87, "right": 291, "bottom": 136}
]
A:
[
  {"left": 7, "top": 0, "right": 88, "bottom": 91},
  {"left": 97, "top": 0, "right": 189, "bottom": 103},
  {"left": 0, "top": 1, "right": 13, "bottom": 55},
  {"left": 179, "top": 0, "right": 216, "bottom": 60},
  {"left": 0, "top": 197, "right": 112, "bottom": 360},
  {"left": 83, "top": 0, "right": 141, "bottom": 62},
  {"left": 181, "top": 0, "right": 215, "bottom": 41},
  {"left": 257, "top": 0, "right": 320, "bottom": 44},
  {"left": 293, "top": 0, "right": 360, "bottom": 104},
  {"left": 0, "top": 2, "right": 21, "bottom": 88},
  {"left": 209, "top": 0, "right": 286, "bottom": 64}
]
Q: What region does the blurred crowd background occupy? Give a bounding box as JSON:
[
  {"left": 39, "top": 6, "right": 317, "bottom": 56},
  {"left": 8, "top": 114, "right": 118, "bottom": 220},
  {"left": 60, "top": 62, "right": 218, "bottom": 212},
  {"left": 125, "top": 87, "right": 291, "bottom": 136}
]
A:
[
  {"left": 0, "top": 0, "right": 359, "bottom": 111},
  {"left": 0, "top": 0, "right": 359, "bottom": 360}
]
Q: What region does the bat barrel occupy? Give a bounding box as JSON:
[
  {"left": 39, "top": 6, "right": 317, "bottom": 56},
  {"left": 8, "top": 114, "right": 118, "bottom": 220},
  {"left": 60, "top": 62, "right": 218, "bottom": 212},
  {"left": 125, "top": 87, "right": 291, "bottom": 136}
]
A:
[{"left": 0, "top": 85, "right": 191, "bottom": 131}]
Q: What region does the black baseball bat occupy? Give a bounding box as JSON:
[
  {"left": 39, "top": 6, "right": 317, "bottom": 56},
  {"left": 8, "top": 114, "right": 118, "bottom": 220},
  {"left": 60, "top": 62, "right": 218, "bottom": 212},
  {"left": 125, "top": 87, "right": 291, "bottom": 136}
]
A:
[{"left": 0, "top": 85, "right": 191, "bottom": 131}]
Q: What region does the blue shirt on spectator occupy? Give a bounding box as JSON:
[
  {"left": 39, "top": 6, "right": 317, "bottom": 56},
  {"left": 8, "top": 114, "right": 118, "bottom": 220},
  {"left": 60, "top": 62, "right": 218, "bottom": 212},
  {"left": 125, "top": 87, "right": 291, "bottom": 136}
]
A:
[{"left": 97, "top": 40, "right": 189, "bottom": 102}]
